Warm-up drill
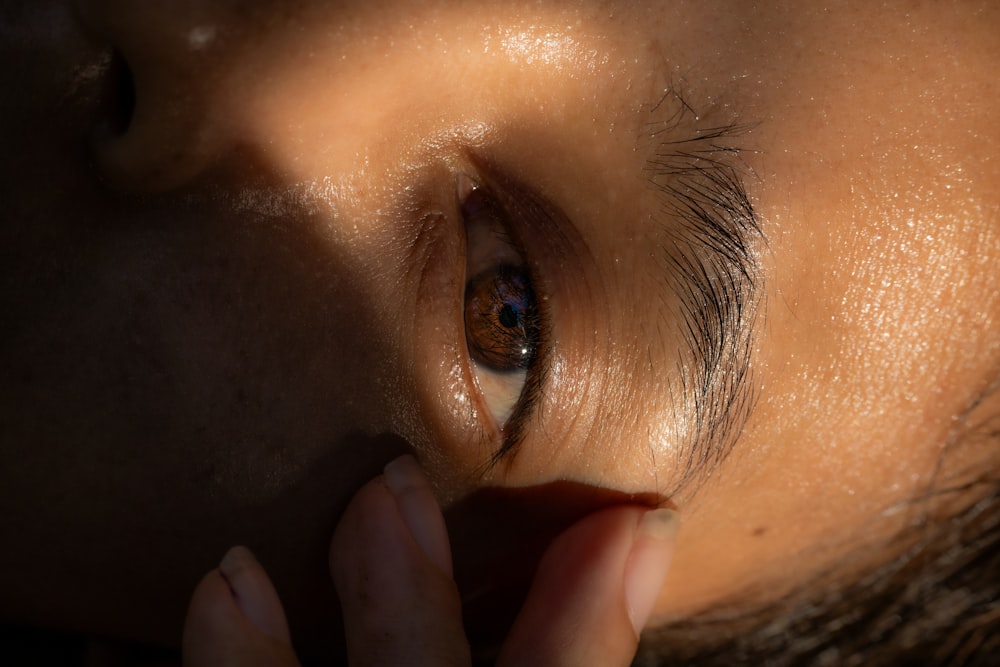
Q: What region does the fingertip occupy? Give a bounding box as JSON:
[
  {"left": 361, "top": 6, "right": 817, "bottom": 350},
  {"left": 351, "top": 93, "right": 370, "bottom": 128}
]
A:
[
  {"left": 329, "top": 461, "right": 470, "bottom": 667},
  {"left": 328, "top": 476, "right": 397, "bottom": 595},
  {"left": 382, "top": 454, "right": 453, "bottom": 576},
  {"left": 624, "top": 509, "right": 679, "bottom": 637},
  {"left": 182, "top": 569, "right": 248, "bottom": 666},
  {"left": 183, "top": 550, "right": 299, "bottom": 667},
  {"left": 185, "top": 567, "right": 239, "bottom": 637},
  {"left": 218, "top": 546, "right": 292, "bottom": 644},
  {"left": 498, "top": 505, "right": 678, "bottom": 667},
  {"left": 330, "top": 456, "right": 453, "bottom": 589}
]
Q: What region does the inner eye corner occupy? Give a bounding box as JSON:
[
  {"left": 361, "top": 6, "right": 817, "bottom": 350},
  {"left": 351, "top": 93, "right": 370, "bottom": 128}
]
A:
[
  {"left": 456, "top": 171, "right": 479, "bottom": 203},
  {"left": 457, "top": 175, "right": 495, "bottom": 220}
]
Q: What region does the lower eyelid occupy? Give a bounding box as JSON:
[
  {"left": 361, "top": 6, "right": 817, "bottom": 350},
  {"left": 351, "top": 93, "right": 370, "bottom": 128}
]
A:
[{"left": 408, "top": 200, "right": 498, "bottom": 465}]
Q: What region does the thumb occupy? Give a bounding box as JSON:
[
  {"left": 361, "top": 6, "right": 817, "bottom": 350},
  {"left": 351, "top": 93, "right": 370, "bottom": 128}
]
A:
[
  {"left": 497, "top": 506, "right": 679, "bottom": 667},
  {"left": 182, "top": 546, "right": 300, "bottom": 667}
]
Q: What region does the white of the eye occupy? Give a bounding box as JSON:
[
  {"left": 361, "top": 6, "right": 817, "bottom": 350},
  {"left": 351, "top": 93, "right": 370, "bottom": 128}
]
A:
[{"left": 470, "top": 361, "right": 526, "bottom": 427}]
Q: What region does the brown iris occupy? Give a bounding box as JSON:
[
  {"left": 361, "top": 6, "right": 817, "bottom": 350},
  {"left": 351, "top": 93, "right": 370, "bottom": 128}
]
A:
[{"left": 464, "top": 264, "right": 539, "bottom": 372}]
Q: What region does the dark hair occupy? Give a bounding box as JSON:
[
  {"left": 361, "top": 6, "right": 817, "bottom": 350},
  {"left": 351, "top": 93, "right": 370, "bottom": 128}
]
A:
[{"left": 635, "top": 402, "right": 1000, "bottom": 666}]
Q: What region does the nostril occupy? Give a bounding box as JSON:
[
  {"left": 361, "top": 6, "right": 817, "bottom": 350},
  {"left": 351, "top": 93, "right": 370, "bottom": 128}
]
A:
[
  {"left": 99, "top": 49, "right": 136, "bottom": 137},
  {"left": 83, "top": 31, "right": 229, "bottom": 192}
]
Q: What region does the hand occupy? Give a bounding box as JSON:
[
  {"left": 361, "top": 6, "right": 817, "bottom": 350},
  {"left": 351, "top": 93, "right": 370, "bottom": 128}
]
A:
[{"left": 182, "top": 456, "right": 678, "bottom": 666}]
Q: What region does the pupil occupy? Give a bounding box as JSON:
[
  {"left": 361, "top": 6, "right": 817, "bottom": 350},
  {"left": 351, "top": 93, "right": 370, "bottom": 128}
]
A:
[
  {"left": 499, "top": 304, "right": 519, "bottom": 328},
  {"left": 464, "top": 265, "right": 538, "bottom": 372}
]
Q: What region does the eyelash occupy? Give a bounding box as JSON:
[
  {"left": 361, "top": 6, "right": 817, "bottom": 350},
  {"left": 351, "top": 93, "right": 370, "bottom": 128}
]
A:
[
  {"left": 491, "top": 317, "right": 549, "bottom": 465},
  {"left": 459, "top": 180, "right": 553, "bottom": 466}
]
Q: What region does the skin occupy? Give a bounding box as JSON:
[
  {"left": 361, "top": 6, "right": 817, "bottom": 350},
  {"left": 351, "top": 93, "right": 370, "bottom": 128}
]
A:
[
  {"left": 1, "top": 0, "right": 998, "bottom": 661},
  {"left": 183, "top": 456, "right": 679, "bottom": 667}
]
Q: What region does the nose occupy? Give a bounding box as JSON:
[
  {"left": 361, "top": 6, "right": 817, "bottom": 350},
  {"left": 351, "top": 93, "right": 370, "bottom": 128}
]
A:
[{"left": 75, "top": 0, "right": 244, "bottom": 192}]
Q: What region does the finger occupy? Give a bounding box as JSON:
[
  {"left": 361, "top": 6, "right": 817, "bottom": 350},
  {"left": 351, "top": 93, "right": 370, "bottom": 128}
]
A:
[
  {"left": 182, "top": 546, "right": 300, "bottom": 667},
  {"left": 330, "top": 455, "right": 470, "bottom": 667},
  {"left": 497, "top": 506, "right": 679, "bottom": 667}
]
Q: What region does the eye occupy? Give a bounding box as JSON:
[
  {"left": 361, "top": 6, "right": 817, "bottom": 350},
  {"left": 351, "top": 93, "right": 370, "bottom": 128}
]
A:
[
  {"left": 461, "top": 184, "right": 542, "bottom": 429},
  {"left": 465, "top": 266, "right": 538, "bottom": 372}
]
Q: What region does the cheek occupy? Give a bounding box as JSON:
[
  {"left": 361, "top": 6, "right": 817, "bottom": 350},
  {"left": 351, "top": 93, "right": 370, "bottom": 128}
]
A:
[
  {"left": 761, "top": 169, "right": 1000, "bottom": 455},
  {"left": 126, "top": 206, "right": 426, "bottom": 502}
]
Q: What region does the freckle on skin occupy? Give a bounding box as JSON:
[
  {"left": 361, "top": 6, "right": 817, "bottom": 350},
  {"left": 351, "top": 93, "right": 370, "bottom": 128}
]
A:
[{"left": 752, "top": 526, "right": 767, "bottom": 537}]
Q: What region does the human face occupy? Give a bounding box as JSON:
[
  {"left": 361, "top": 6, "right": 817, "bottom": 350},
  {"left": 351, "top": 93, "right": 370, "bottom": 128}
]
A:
[{"left": 1, "top": 0, "right": 997, "bottom": 657}]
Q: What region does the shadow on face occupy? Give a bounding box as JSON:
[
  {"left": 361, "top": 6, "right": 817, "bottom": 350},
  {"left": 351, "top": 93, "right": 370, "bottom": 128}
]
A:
[{"left": 0, "top": 3, "right": 660, "bottom": 660}]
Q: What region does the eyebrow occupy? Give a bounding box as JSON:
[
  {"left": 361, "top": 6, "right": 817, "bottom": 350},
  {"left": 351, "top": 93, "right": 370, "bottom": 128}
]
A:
[{"left": 640, "top": 88, "right": 764, "bottom": 498}]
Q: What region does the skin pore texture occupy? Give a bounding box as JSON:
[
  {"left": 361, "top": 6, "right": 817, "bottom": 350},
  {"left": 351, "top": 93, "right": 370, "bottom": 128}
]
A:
[{"left": 1, "top": 0, "right": 998, "bottom": 663}]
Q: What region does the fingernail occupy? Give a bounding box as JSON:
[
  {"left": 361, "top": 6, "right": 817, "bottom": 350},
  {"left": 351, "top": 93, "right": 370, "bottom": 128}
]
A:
[
  {"left": 383, "top": 455, "right": 453, "bottom": 577},
  {"left": 624, "top": 509, "right": 679, "bottom": 637},
  {"left": 218, "top": 546, "right": 291, "bottom": 643}
]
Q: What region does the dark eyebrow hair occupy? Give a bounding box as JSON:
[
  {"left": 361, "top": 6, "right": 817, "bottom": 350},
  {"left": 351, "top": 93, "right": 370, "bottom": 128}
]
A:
[{"left": 640, "top": 87, "right": 764, "bottom": 498}]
